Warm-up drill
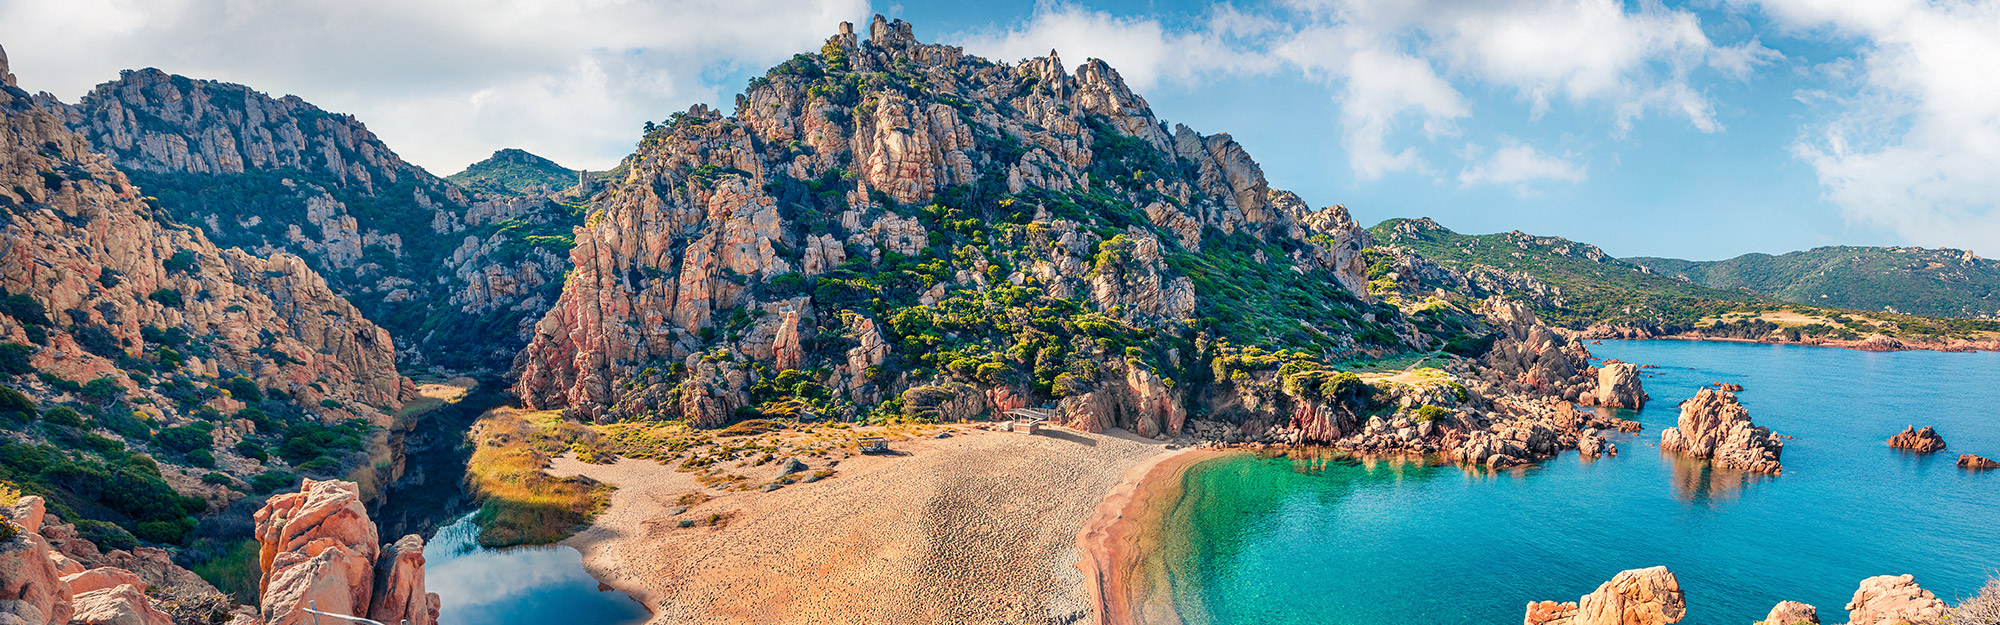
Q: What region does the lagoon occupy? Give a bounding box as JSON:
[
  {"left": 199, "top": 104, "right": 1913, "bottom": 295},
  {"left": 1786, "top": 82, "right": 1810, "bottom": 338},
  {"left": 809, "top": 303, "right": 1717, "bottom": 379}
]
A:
[
  {"left": 423, "top": 512, "right": 649, "bottom": 625},
  {"left": 1147, "top": 340, "right": 2000, "bottom": 624}
]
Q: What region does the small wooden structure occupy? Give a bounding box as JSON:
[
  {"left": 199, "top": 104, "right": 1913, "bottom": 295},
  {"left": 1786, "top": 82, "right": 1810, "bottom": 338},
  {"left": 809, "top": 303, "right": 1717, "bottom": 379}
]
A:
[{"left": 857, "top": 437, "right": 890, "bottom": 454}]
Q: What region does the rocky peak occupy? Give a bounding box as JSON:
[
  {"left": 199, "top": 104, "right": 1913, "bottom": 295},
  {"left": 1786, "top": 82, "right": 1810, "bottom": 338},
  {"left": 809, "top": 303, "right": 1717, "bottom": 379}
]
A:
[{"left": 0, "top": 44, "right": 15, "bottom": 88}]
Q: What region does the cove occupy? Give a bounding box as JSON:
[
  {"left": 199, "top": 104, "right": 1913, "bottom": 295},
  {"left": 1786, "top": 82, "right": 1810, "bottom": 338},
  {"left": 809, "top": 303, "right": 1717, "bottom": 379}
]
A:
[
  {"left": 1146, "top": 339, "right": 2000, "bottom": 624},
  {"left": 423, "top": 512, "right": 650, "bottom": 625}
]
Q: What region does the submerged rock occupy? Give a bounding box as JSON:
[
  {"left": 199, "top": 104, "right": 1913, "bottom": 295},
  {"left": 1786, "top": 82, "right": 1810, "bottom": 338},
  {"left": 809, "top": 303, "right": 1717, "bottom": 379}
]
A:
[
  {"left": 1886, "top": 425, "right": 1946, "bottom": 453},
  {"left": 1659, "top": 388, "right": 1783, "bottom": 474}
]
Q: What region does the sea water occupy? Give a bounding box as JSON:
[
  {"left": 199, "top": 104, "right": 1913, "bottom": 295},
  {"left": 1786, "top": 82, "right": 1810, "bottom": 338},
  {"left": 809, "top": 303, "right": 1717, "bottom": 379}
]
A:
[
  {"left": 423, "top": 512, "right": 650, "bottom": 625},
  {"left": 1154, "top": 340, "right": 2000, "bottom": 624}
]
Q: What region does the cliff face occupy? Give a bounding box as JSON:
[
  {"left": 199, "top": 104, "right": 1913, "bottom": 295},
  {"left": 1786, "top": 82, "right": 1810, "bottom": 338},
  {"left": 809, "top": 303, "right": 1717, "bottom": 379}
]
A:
[
  {"left": 49, "top": 69, "right": 581, "bottom": 371},
  {"left": 512, "top": 17, "right": 1394, "bottom": 431},
  {"left": 0, "top": 66, "right": 405, "bottom": 413}
]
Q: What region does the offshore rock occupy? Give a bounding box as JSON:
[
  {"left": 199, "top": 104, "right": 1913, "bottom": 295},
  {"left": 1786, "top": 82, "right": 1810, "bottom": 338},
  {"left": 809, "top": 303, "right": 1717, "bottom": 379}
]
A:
[
  {"left": 1960, "top": 454, "right": 2000, "bottom": 470},
  {"left": 1590, "top": 361, "right": 1648, "bottom": 409},
  {"left": 1886, "top": 425, "right": 1946, "bottom": 453},
  {"left": 1659, "top": 388, "right": 1783, "bottom": 474}
]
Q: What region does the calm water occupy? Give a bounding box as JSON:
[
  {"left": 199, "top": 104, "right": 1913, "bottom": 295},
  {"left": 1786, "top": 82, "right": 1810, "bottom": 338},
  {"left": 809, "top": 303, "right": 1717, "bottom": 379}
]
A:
[
  {"left": 1152, "top": 340, "right": 2000, "bottom": 624},
  {"left": 423, "top": 513, "right": 650, "bottom": 625}
]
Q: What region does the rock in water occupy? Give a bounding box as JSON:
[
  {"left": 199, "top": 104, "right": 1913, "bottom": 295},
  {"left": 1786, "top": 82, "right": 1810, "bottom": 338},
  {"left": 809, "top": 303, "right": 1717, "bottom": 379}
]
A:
[
  {"left": 1844, "top": 574, "right": 1949, "bottom": 625},
  {"left": 1762, "top": 600, "right": 1819, "bottom": 624},
  {"left": 1886, "top": 425, "right": 1946, "bottom": 453},
  {"left": 1960, "top": 454, "right": 2000, "bottom": 470},
  {"left": 1591, "top": 361, "right": 1649, "bottom": 409},
  {"left": 1521, "top": 566, "right": 1685, "bottom": 625},
  {"left": 1659, "top": 388, "right": 1783, "bottom": 474}
]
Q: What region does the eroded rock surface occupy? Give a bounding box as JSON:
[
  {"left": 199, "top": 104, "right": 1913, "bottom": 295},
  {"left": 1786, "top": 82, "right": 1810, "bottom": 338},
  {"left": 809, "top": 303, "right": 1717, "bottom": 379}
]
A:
[
  {"left": 1660, "top": 388, "right": 1783, "bottom": 474},
  {"left": 1844, "top": 574, "right": 1949, "bottom": 625},
  {"left": 1522, "top": 566, "right": 1685, "bottom": 625},
  {"left": 1886, "top": 425, "right": 1946, "bottom": 453}
]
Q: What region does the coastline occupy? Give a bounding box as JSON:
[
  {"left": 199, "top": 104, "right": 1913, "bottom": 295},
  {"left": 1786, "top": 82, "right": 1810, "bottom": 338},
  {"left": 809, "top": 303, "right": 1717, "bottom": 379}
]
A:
[
  {"left": 1569, "top": 328, "right": 2000, "bottom": 354},
  {"left": 1077, "top": 446, "right": 1220, "bottom": 625}
]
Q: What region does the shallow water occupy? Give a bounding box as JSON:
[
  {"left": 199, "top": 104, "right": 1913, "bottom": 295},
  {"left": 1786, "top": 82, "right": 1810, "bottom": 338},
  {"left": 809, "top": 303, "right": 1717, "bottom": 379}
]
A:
[
  {"left": 423, "top": 513, "right": 649, "bottom": 625},
  {"left": 1151, "top": 340, "right": 2000, "bottom": 624}
]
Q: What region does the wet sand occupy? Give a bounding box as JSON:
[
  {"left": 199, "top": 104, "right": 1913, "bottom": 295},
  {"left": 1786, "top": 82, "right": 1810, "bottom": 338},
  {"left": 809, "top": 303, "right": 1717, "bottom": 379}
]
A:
[
  {"left": 1076, "top": 447, "right": 1216, "bottom": 625},
  {"left": 548, "top": 425, "right": 1174, "bottom": 624}
]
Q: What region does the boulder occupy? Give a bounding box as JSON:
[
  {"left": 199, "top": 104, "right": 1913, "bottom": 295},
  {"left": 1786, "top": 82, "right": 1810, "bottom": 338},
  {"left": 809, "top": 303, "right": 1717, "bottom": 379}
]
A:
[
  {"left": 1589, "top": 361, "right": 1649, "bottom": 409},
  {"left": 1761, "top": 600, "right": 1818, "bottom": 624},
  {"left": 1843, "top": 574, "right": 1948, "bottom": 625},
  {"left": 67, "top": 584, "right": 171, "bottom": 625},
  {"left": 59, "top": 568, "right": 146, "bottom": 596},
  {"left": 1959, "top": 454, "right": 1999, "bottom": 470},
  {"left": 1659, "top": 389, "right": 1782, "bottom": 474},
  {"left": 368, "top": 535, "right": 435, "bottom": 625},
  {"left": 1886, "top": 426, "right": 1946, "bottom": 453},
  {"left": 254, "top": 480, "right": 381, "bottom": 625},
  {"left": 0, "top": 523, "right": 72, "bottom": 625},
  {"left": 1522, "top": 566, "right": 1684, "bottom": 625}
]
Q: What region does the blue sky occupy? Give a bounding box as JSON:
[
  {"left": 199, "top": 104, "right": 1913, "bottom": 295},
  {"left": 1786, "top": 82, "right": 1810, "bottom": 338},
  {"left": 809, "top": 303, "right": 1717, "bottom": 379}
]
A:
[{"left": 3, "top": 0, "right": 1997, "bottom": 260}]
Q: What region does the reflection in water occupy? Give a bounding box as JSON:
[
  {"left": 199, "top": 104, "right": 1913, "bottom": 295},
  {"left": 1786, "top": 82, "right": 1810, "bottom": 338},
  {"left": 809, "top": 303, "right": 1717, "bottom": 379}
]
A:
[
  {"left": 1662, "top": 449, "right": 1771, "bottom": 507},
  {"left": 423, "top": 514, "right": 649, "bottom": 625}
]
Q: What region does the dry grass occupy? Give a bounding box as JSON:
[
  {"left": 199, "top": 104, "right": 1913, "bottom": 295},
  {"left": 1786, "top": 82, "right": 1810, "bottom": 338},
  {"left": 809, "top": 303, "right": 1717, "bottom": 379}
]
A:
[
  {"left": 1954, "top": 576, "right": 2000, "bottom": 625},
  {"left": 465, "top": 408, "right": 614, "bottom": 547}
]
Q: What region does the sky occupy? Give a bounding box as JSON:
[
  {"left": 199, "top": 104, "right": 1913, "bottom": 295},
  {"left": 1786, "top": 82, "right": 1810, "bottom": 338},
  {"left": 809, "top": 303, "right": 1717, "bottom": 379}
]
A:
[{"left": 1, "top": 0, "right": 1997, "bottom": 260}]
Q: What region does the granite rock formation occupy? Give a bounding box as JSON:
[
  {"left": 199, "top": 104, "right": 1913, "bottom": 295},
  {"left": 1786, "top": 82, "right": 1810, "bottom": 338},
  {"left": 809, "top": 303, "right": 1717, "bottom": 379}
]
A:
[
  {"left": 47, "top": 69, "right": 580, "bottom": 371},
  {"left": 1, "top": 495, "right": 202, "bottom": 625},
  {"left": 1660, "top": 388, "right": 1783, "bottom": 474},
  {"left": 511, "top": 16, "right": 1397, "bottom": 435},
  {"left": 1886, "top": 425, "right": 1946, "bottom": 453},
  {"left": 1522, "top": 566, "right": 1685, "bottom": 625},
  {"left": 1959, "top": 454, "right": 2000, "bottom": 470},
  {"left": 252, "top": 479, "right": 435, "bottom": 625},
  {"left": 1762, "top": 600, "right": 1819, "bottom": 625},
  {"left": 1843, "top": 574, "right": 1949, "bottom": 625}
]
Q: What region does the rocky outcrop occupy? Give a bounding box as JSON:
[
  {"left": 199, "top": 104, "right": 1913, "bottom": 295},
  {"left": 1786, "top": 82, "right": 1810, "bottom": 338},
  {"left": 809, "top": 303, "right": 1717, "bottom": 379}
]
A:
[
  {"left": 1960, "top": 454, "right": 2000, "bottom": 470},
  {"left": 1, "top": 496, "right": 205, "bottom": 625},
  {"left": 1843, "top": 574, "right": 1949, "bottom": 625},
  {"left": 1523, "top": 566, "right": 1685, "bottom": 625},
  {"left": 1886, "top": 426, "right": 1946, "bottom": 453},
  {"left": 49, "top": 67, "right": 579, "bottom": 371},
  {"left": 0, "top": 63, "right": 408, "bottom": 418},
  {"left": 1762, "top": 600, "right": 1819, "bottom": 624},
  {"left": 252, "top": 479, "right": 435, "bottom": 625},
  {"left": 0, "top": 515, "right": 73, "bottom": 625},
  {"left": 67, "top": 584, "right": 171, "bottom": 625},
  {"left": 1660, "top": 388, "right": 1783, "bottom": 474},
  {"left": 1476, "top": 297, "right": 1647, "bottom": 409},
  {"left": 1590, "top": 362, "right": 1648, "bottom": 409}
]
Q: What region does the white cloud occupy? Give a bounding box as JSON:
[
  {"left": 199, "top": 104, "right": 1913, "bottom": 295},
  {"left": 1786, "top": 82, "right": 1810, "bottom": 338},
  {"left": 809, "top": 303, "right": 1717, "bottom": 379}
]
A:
[
  {"left": 948, "top": 3, "right": 1276, "bottom": 91},
  {"left": 0, "top": 0, "right": 870, "bottom": 172},
  {"left": 1458, "top": 139, "right": 1587, "bottom": 192},
  {"left": 1757, "top": 0, "right": 2000, "bottom": 255}
]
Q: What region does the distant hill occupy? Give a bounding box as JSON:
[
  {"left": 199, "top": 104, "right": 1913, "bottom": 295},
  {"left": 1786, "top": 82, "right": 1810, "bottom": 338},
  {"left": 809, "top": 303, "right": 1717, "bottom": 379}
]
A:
[
  {"left": 1626, "top": 247, "right": 2000, "bottom": 319},
  {"left": 447, "top": 148, "right": 579, "bottom": 197},
  {"left": 1367, "top": 217, "right": 1763, "bottom": 328}
]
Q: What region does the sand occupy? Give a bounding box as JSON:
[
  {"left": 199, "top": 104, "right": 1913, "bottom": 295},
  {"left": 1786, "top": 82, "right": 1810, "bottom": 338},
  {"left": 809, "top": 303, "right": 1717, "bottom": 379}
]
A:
[
  {"left": 549, "top": 424, "right": 1176, "bottom": 624},
  {"left": 1075, "top": 447, "right": 1215, "bottom": 625}
]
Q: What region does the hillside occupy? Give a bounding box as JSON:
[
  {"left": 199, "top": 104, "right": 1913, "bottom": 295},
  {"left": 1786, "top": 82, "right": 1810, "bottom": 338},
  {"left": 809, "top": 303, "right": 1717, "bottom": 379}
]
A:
[
  {"left": 447, "top": 147, "right": 580, "bottom": 197},
  {"left": 0, "top": 54, "right": 410, "bottom": 553},
  {"left": 508, "top": 17, "right": 1538, "bottom": 434},
  {"left": 1627, "top": 246, "right": 2000, "bottom": 319},
  {"left": 45, "top": 70, "right": 584, "bottom": 371},
  {"left": 1369, "top": 217, "right": 2000, "bottom": 345}
]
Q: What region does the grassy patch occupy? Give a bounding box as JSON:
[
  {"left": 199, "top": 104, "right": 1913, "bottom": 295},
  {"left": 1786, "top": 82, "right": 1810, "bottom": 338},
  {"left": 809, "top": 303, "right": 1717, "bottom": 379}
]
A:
[{"left": 464, "top": 409, "right": 612, "bottom": 547}]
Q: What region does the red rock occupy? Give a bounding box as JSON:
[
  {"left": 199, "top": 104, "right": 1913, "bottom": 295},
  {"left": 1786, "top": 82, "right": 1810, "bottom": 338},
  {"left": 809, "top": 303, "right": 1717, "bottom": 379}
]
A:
[
  {"left": 1886, "top": 425, "right": 1946, "bottom": 453},
  {"left": 1660, "top": 389, "right": 1782, "bottom": 474},
  {"left": 1960, "top": 454, "right": 2000, "bottom": 470},
  {"left": 1844, "top": 574, "right": 1948, "bottom": 625},
  {"left": 67, "top": 584, "right": 171, "bottom": 625},
  {"left": 1763, "top": 600, "right": 1819, "bottom": 624}
]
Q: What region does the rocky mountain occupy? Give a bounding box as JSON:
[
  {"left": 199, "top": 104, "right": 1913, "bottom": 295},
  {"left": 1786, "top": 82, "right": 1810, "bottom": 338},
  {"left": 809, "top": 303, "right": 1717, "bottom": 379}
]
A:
[
  {"left": 446, "top": 148, "right": 580, "bottom": 198},
  {"left": 1627, "top": 246, "right": 2000, "bottom": 320},
  {"left": 0, "top": 45, "right": 410, "bottom": 555},
  {"left": 503, "top": 16, "right": 1651, "bottom": 471},
  {"left": 43, "top": 69, "right": 583, "bottom": 371}
]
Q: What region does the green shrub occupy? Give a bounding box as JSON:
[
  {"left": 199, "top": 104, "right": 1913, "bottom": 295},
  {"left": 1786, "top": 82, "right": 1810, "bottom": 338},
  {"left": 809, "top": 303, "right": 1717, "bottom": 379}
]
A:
[
  {"left": 1411, "top": 405, "right": 1451, "bottom": 423},
  {"left": 233, "top": 440, "right": 268, "bottom": 461},
  {"left": 0, "top": 387, "right": 32, "bottom": 425},
  {"left": 80, "top": 377, "right": 122, "bottom": 404},
  {"left": 74, "top": 519, "right": 136, "bottom": 551},
  {"left": 147, "top": 289, "right": 184, "bottom": 308},
  {"left": 0, "top": 343, "right": 30, "bottom": 375},
  {"left": 162, "top": 250, "right": 198, "bottom": 274},
  {"left": 297, "top": 457, "right": 340, "bottom": 475},
  {"left": 41, "top": 406, "right": 83, "bottom": 427},
  {"left": 249, "top": 470, "right": 296, "bottom": 493},
  {"left": 222, "top": 376, "right": 261, "bottom": 403},
  {"left": 184, "top": 448, "right": 215, "bottom": 469},
  {"left": 153, "top": 423, "right": 214, "bottom": 454}
]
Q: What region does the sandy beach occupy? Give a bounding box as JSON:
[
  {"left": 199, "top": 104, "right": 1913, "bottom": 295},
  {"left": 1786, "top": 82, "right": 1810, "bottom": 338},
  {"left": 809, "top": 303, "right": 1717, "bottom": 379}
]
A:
[
  {"left": 1076, "top": 447, "right": 1217, "bottom": 625},
  {"left": 548, "top": 424, "right": 1176, "bottom": 624}
]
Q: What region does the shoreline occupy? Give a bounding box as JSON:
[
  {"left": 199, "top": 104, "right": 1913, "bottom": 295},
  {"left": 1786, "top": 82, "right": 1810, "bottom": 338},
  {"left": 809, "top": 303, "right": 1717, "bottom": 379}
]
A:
[
  {"left": 1570, "top": 329, "right": 2000, "bottom": 354},
  {"left": 1077, "top": 446, "right": 1219, "bottom": 625}
]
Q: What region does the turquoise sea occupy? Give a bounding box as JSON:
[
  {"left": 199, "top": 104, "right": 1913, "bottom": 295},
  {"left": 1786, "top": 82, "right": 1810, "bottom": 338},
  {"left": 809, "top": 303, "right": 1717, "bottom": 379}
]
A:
[{"left": 1147, "top": 340, "right": 2000, "bottom": 624}]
